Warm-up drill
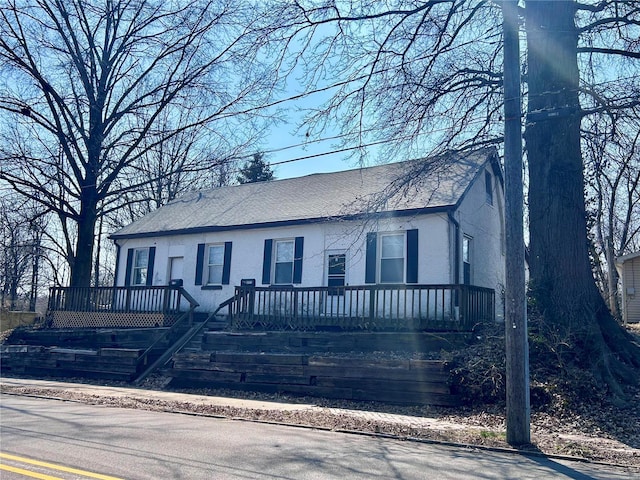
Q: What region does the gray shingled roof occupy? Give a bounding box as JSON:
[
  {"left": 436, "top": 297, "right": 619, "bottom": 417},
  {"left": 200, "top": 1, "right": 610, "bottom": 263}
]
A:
[{"left": 111, "top": 148, "right": 496, "bottom": 239}]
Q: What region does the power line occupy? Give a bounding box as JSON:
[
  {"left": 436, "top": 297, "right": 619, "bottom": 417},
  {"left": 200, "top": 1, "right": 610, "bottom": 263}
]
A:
[
  {"left": 234, "top": 117, "right": 456, "bottom": 161},
  {"left": 208, "top": 49, "right": 638, "bottom": 122},
  {"left": 252, "top": 75, "right": 638, "bottom": 157},
  {"left": 213, "top": 74, "right": 639, "bottom": 169},
  {"left": 2, "top": 58, "right": 636, "bottom": 184},
  {"left": 235, "top": 116, "right": 495, "bottom": 169}
]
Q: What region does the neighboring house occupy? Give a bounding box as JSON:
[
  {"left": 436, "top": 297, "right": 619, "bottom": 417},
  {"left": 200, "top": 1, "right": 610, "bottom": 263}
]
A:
[
  {"left": 110, "top": 148, "right": 505, "bottom": 323},
  {"left": 616, "top": 251, "right": 640, "bottom": 324}
]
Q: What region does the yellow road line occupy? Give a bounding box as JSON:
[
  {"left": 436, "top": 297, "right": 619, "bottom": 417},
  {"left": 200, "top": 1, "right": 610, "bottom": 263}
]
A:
[
  {"left": 0, "top": 452, "right": 125, "bottom": 480},
  {"left": 0, "top": 463, "right": 65, "bottom": 480}
]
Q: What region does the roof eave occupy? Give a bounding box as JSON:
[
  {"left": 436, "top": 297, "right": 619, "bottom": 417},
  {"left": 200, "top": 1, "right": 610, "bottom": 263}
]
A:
[
  {"left": 109, "top": 205, "right": 456, "bottom": 241},
  {"left": 616, "top": 250, "right": 640, "bottom": 264}
]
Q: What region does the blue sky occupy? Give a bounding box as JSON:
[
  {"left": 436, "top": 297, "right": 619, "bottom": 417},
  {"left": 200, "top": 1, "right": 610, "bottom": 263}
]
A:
[
  {"left": 266, "top": 129, "right": 358, "bottom": 179},
  {"left": 254, "top": 25, "right": 375, "bottom": 180},
  {"left": 258, "top": 86, "right": 356, "bottom": 180},
  {"left": 259, "top": 95, "right": 382, "bottom": 180}
]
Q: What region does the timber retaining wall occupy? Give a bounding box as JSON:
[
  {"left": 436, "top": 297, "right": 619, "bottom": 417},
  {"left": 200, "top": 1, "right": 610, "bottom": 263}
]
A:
[
  {"left": 169, "top": 331, "right": 470, "bottom": 406},
  {"left": 1, "top": 345, "right": 143, "bottom": 381},
  {"left": 0, "top": 327, "right": 174, "bottom": 381},
  {"left": 170, "top": 352, "right": 459, "bottom": 406}
]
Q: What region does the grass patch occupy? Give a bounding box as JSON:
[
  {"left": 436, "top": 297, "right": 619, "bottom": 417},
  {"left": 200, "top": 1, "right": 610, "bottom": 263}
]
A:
[{"left": 479, "top": 430, "right": 504, "bottom": 440}]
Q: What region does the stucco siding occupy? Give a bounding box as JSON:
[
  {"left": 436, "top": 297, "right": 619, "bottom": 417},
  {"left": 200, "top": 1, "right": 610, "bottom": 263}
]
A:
[
  {"left": 456, "top": 166, "right": 505, "bottom": 320},
  {"left": 115, "top": 214, "right": 453, "bottom": 313}
]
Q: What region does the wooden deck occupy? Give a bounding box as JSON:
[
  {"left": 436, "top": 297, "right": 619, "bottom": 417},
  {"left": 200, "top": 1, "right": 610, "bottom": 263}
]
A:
[
  {"left": 44, "top": 283, "right": 495, "bottom": 333},
  {"left": 16, "top": 283, "right": 493, "bottom": 404},
  {"left": 47, "top": 285, "right": 199, "bottom": 328},
  {"left": 230, "top": 283, "right": 494, "bottom": 332}
]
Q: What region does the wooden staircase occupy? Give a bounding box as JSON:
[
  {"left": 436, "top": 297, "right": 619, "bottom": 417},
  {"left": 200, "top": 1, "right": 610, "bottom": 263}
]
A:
[
  {"left": 180, "top": 313, "right": 229, "bottom": 354},
  {"left": 132, "top": 295, "right": 237, "bottom": 383}
]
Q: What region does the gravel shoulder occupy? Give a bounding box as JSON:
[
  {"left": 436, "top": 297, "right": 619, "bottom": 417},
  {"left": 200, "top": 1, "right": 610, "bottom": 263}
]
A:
[{"left": 1, "top": 372, "right": 638, "bottom": 470}]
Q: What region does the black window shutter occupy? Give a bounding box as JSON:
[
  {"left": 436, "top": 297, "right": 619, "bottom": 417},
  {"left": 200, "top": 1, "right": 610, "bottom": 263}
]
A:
[
  {"left": 222, "top": 242, "right": 232, "bottom": 285},
  {"left": 146, "top": 247, "right": 156, "bottom": 286},
  {"left": 195, "top": 243, "right": 205, "bottom": 285},
  {"left": 406, "top": 229, "right": 419, "bottom": 284},
  {"left": 113, "top": 245, "right": 121, "bottom": 288},
  {"left": 293, "top": 236, "right": 304, "bottom": 284},
  {"left": 365, "top": 232, "right": 377, "bottom": 284},
  {"left": 124, "top": 248, "right": 134, "bottom": 286},
  {"left": 262, "top": 239, "right": 273, "bottom": 284}
]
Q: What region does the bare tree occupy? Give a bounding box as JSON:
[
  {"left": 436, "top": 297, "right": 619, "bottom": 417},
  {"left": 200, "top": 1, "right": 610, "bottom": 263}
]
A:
[
  {"left": 260, "top": 0, "right": 640, "bottom": 398},
  {"left": 0, "top": 198, "right": 46, "bottom": 311},
  {"left": 106, "top": 112, "right": 245, "bottom": 229},
  {"left": 0, "top": 0, "right": 274, "bottom": 287},
  {"left": 584, "top": 109, "right": 640, "bottom": 317}
]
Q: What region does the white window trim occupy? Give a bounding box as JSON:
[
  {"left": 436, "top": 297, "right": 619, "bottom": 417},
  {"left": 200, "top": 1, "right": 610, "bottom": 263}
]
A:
[
  {"left": 206, "top": 244, "right": 225, "bottom": 285},
  {"left": 168, "top": 256, "right": 184, "bottom": 283},
  {"left": 379, "top": 232, "right": 405, "bottom": 284},
  {"left": 326, "top": 250, "right": 347, "bottom": 290},
  {"left": 273, "top": 239, "right": 295, "bottom": 285},
  {"left": 132, "top": 247, "right": 149, "bottom": 286}
]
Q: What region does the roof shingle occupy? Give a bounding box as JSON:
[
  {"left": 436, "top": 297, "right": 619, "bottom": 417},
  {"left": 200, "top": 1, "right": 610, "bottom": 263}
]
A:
[{"left": 111, "top": 148, "right": 495, "bottom": 239}]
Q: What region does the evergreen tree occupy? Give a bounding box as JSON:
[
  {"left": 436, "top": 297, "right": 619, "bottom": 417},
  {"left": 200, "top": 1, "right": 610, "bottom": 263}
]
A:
[{"left": 237, "top": 153, "right": 274, "bottom": 184}]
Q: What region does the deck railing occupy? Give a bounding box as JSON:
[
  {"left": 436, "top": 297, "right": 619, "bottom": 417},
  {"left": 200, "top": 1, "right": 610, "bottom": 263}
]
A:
[
  {"left": 48, "top": 285, "right": 196, "bottom": 314},
  {"left": 45, "top": 284, "right": 494, "bottom": 332},
  {"left": 231, "top": 284, "right": 494, "bottom": 332},
  {"left": 46, "top": 285, "right": 200, "bottom": 328}
]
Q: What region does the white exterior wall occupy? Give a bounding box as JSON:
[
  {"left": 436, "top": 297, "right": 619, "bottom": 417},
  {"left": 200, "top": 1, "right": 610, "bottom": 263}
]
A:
[
  {"left": 456, "top": 166, "right": 506, "bottom": 320},
  {"left": 114, "top": 214, "right": 452, "bottom": 312}
]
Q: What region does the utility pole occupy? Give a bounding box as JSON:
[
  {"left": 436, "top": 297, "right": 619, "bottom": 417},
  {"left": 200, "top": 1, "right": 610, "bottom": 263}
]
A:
[{"left": 502, "top": 0, "right": 530, "bottom": 445}]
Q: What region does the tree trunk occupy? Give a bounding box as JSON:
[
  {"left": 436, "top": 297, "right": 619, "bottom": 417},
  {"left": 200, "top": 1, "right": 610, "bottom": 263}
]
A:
[
  {"left": 94, "top": 214, "right": 103, "bottom": 288},
  {"left": 29, "top": 233, "right": 40, "bottom": 312},
  {"left": 525, "top": 0, "right": 640, "bottom": 393},
  {"left": 525, "top": 0, "right": 598, "bottom": 324},
  {"left": 70, "top": 132, "right": 100, "bottom": 288},
  {"left": 70, "top": 195, "right": 97, "bottom": 288},
  {"left": 605, "top": 237, "right": 620, "bottom": 318}
]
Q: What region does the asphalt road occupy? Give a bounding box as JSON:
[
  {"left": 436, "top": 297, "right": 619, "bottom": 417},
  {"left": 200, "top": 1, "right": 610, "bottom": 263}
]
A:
[{"left": 0, "top": 394, "right": 634, "bottom": 480}]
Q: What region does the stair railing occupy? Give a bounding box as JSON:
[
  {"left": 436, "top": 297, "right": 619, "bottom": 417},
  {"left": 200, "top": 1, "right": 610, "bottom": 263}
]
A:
[{"left": 132, "top": 293, "right": 237, "bottom": 385}]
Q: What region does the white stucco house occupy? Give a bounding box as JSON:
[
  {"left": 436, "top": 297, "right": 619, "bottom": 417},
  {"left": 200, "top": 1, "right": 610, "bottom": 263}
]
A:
[{"left": 109, "top": 148, "right": 505, "bottom": 329}]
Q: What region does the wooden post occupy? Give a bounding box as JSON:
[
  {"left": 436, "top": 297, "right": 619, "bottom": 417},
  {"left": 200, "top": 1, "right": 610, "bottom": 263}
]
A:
[
  {"left": 502, "top": 0, "right": 530, "bottom": 445},
  {"left": 459, "top": 285, "right": 468, "bottom": 329},
  {"left": 369, "top": 287, "right": 376, "bottom": 325}
]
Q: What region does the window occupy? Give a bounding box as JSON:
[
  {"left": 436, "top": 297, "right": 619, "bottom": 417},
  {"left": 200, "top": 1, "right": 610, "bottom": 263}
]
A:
[
  {"left": 365, "top": 230, "right": 418, "bottom": 284},
  {"left": 132, "top": 248, "right": 149, "bottom": 285},
  {"left": 485, "top": 170, "right": 493, "bottom": 205},
  {"left": 274, "top": 240, "right": 294, "bottom": 284},
  {"left": 124, "top": 247, "right": 155, "bottom": 286},
  {"left": 207, "top": 245, "right": 225, "bottom": 284},
  {"left": 262, "top": 237, "right": 303, "bottom": 285},
  {"left": 195, "top": 242, "right": 231, "bottom": 286},
  {"left": 380, "top": 233, "right": 404, "bottom": 283},
  {"left": 168, "top": 256, "right": 184, "bottom": 283},
  {"left": 327, "top": 253, "right": 346, "bottom": 295},
  {"left": 463, "top": 236, "right": 472, "bottom": 285}
]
